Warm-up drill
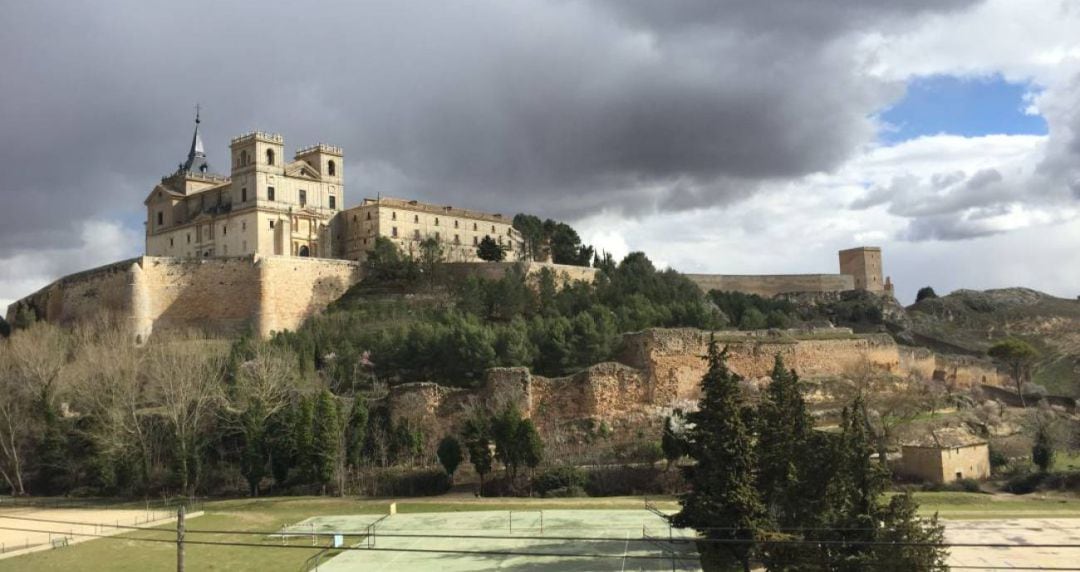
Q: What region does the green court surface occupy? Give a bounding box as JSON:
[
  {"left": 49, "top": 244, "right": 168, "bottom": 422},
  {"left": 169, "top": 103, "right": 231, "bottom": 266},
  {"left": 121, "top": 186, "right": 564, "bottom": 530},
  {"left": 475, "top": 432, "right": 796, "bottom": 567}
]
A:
[{"left": 297, "top": 509, "right": 701, "bottom": 571}]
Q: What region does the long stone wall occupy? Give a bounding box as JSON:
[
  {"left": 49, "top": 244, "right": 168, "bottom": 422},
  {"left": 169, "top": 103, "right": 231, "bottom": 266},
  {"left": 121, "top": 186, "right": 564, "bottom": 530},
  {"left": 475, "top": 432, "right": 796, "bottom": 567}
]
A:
[
  {"left": 443, "top": 261, "right": 599, "bottom": 286},
  {"left": 6, "top": 255, "right": 365, "bottom": 340},
  {"left": 684, "top": 273, "right": 855, "bottom": 297}
]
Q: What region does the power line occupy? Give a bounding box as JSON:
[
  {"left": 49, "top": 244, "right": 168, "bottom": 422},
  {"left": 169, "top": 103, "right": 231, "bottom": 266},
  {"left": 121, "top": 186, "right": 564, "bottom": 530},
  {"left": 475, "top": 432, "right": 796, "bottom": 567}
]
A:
[{"left": 5, "top": 516, "right": 1080, "bottom": 550}]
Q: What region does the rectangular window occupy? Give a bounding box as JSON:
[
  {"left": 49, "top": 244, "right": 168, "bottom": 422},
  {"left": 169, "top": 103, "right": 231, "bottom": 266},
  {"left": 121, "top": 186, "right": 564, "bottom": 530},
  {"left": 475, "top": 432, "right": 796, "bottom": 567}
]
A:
[
  {"left": 223, "top": 225, "right": 227, "bottom": 236},
  {"left": 414, "top": 229, "right": 420, "bottom": 239},
  {"left": 392, "top": 227, "right": 398, "bottom": 237},
  {"left": 241, "top": 188, "right": 247, "bottom": 203},
  {"left": 392, "top": 212, "right": 397, "bottom": 221},
  {"left": 329, "top": 196, "right": 336, "bottom": 210},
  {"left": 187, "top": 233, "right": 191, "bottom": 244},
  {"left": 269, "top": 220, "right": 275, "bottom": 229},
  {"left": 473, "top": 236, "right": 478, "bottom": 245},
  {"left": 242, "top": 240, "right": 247, "bottom": 252},
  {"left": 414, "top": 215, "right": 419, "bottom": 223},
  {"left": 435, "top": 218, "right": 439, "bottom": 226},
  {"left": 435, "top": 232, "right": 440, "bottom": 241},
  {"left": 454, "top": 234, "right": 460, "bottom": 244},
  {"left": 267, "top": 186, "right": 275, "bottom": 201},
  {"left": 454, "top": 220, "right": 459, "bottom": 229},
  {"left": 242, "top": 221, "right": 246, "bottom": 232},
  {"left": 299, "top": 190, "right": 307, "bottom": 207},
  {"left": 157, "top": 212, "right": 163, "bottom": 226},
  {"left": 169, "top": 237, "right": 174, "bottom": 247}
]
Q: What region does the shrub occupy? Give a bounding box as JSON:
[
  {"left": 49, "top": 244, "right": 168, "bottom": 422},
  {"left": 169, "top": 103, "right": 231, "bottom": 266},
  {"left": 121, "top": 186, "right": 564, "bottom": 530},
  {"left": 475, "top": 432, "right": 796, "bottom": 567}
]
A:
[
  {"left": 371, "top": 468, "right": 451, "bottom": 497},
  {"left": 584, "top": 465, "right": 686, "bottom": 496},
  {"left": 916, "top": 287, "right": 938, "bottom": 302},
  {"left": 1003, "top": 470, "right": 1045, "bottom": 494},
  {"left": 532, "top": 466, "right": 587, "bottom": 497}
]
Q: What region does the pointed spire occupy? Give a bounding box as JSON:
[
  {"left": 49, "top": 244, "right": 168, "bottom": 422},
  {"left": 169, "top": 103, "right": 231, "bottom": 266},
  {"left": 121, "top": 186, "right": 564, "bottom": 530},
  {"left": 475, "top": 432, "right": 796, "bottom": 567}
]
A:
[{"left": 181, "top": 104, "right": 210, "bottom": 174}]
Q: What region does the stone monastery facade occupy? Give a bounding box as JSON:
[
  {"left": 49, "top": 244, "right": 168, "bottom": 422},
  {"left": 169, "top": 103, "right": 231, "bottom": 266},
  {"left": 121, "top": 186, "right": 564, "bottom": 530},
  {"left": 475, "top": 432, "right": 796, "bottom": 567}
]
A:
[{"left": 145, "top": 113, "right": 522, "bottom": 263}]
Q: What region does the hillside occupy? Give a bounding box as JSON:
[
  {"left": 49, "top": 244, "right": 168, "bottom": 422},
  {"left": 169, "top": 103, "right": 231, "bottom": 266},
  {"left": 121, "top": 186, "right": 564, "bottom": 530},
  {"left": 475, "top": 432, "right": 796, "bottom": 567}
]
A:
[{"left": 905, "top": 288, "right": 1080, "bottom": 395}]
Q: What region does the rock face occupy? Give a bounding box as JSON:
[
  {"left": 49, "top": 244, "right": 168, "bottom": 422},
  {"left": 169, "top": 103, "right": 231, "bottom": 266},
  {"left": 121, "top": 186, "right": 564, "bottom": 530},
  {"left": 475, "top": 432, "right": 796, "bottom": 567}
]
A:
[{"left": 380, "top": 327, "right": 1007, "bottom": 447}]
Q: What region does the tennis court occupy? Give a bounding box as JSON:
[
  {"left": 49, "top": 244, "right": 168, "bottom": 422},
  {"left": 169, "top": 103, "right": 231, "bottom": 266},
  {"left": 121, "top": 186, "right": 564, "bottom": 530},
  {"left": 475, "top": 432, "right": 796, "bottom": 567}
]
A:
[{"left": 289, "top": 509, "right": 701, "bottom": 571}]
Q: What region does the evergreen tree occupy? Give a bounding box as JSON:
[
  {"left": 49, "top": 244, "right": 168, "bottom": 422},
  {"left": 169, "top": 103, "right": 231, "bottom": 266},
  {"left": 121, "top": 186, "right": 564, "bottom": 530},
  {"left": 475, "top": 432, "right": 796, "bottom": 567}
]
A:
[
  {"left": 869, "top": 492, "right": 949, "bottom": 571},
  {"left": 915, "top": 286, "right": 938, "bottom": 302},
  {"left": 437, "top": 435, "right": 464, "bottom": 481},
  {"left": 661, "top": 415, "right": 685, "bottom": 470},
  {"left": 825, "top": 395, "right": 889, "bottom": 570},
  {"left": 312, "top": 390, "right": 341, "bottom": 492},
  {"left": 476, "top": 236, "right": 505, "bottom": 262},
  {"left": 462, "top": 414, "right": 494, "bottom": 495},
  {"left": 292, "top": 396, "right": 315, "bottom": 483},
  {"left": 345, "top": 396, "right": 369, "bottom": 469},
  {"left": 757, "top": 355, "right": 813, "bottom": 528},
  {"left": 1033, "top": 421, "right": 1054, "bottom": 473},
  {"left": 266, "top": 406, "right": 295, "bottom": 487},
  {"left": 239, "top": 401, "right": 268, "bottom": 496},
  {"left": 673, "top": 337, "right": 765, "bottom": 572}
]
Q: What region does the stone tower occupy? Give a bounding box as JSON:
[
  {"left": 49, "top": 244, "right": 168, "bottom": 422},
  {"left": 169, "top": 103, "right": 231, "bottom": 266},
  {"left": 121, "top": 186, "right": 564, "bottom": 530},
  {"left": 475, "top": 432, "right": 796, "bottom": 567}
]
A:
[{"left": 839, "top": 246, "right": 884, "bottom": 292}]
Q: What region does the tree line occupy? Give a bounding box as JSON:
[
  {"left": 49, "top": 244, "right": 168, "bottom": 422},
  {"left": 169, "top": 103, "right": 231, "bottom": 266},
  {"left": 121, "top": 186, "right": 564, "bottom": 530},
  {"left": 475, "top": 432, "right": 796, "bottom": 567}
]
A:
[{"left": 274, "top": 244, "right": 725, "bottom": 390}]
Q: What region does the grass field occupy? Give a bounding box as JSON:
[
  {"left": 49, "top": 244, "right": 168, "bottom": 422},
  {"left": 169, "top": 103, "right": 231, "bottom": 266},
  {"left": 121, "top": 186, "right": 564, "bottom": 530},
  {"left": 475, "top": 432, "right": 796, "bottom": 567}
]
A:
[{"left": 4, "top": 493, "right": 1080, "bottom": 571}]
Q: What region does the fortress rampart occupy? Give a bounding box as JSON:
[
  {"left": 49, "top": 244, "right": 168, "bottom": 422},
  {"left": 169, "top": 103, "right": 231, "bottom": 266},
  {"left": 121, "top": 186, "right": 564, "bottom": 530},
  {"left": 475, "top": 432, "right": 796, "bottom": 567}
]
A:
[
  {"left": 7, "top": 256, "right": 364, "bottom": 340},
  {"left": 684, "top": 274, "right": 855, "bottom": 298}
]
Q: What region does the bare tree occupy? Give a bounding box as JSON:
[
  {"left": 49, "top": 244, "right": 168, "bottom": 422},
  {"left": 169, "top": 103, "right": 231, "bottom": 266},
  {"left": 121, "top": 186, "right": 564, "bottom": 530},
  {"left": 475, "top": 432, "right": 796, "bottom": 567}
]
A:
[
  {"left": 0, "top": 346, "right": 32, "bottom": 494},
  {"left": 6, "top": 322, "right": 69, "bottom": 412},
  {"left": 226, "top": 344, "right": 298, "bottom": 496},
  {"left": 145, "top": 334, "right": 224, "bottom": 496},
  {"left": 69, "top": 322, "right": 154, "bottom": 490}
]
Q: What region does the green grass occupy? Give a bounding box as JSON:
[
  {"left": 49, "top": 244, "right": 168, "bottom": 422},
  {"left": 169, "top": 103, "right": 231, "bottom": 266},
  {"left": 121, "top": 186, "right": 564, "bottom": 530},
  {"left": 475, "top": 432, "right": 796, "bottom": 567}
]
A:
[{"left": 6, "top": 492, "right": 1080, "bottom": 571}]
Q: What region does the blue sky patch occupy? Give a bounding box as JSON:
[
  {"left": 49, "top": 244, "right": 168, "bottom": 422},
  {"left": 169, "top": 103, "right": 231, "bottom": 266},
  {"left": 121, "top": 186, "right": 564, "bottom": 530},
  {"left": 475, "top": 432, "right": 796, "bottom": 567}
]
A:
[{"left": 879, "top": 74, "right": 1047, "bottom": 144}]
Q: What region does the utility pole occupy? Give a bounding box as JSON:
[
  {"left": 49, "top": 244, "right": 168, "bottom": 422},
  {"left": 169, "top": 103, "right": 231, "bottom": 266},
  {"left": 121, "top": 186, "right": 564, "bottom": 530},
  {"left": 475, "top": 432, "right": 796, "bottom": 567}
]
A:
[{"left": 177, "top": 505, "right": 186, "bottom": 572}]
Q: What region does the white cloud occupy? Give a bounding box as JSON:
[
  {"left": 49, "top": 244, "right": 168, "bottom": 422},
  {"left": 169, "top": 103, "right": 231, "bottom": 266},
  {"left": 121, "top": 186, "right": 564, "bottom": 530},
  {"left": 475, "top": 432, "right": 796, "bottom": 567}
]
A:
[{"left": 1, "top": 220, "right": 141, "bottom": 315}]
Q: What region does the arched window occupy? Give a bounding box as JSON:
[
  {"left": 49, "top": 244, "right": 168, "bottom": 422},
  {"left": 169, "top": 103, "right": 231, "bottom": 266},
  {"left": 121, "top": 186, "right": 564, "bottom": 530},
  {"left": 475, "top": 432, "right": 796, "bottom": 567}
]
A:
[
  {"left": 266, "top": 149, "right": 275, "bottom": 165},
  {"left": 328, "top": 160, "right": 336, "bottom": 176},
  {"left": 240, "top": 150, "right": 248, "bottom": 166},
  {"left": 299, "top": 245, "right": 310, "bottom": 257}
]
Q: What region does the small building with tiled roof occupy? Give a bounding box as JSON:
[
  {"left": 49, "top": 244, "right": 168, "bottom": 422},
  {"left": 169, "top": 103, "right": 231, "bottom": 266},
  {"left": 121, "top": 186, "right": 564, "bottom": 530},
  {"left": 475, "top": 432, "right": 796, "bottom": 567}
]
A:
[{"left": 899, "top": 428, "right": 990, "bottom": 484}]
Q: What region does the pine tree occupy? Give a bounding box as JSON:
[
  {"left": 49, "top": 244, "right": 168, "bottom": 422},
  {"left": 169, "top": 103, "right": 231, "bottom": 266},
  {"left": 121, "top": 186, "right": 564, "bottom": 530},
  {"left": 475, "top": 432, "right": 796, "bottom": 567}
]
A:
[
  {"left": 312, "top": 390, "right": 341, "bottom": 492},
  {"left": 476, "top": 236, "right": 505, "bottom": 262},
  {"left": 673, "top": 337, "right": 765, "bottom": 572},
  {"left": 757, "top": 354, "right": 813, "bottom": 527},
  {"left": 239, "top": 401, "right": 267, "bottom": 496},
  {"left": 462, "top": 414, "right": 493, "bottom": 495}
]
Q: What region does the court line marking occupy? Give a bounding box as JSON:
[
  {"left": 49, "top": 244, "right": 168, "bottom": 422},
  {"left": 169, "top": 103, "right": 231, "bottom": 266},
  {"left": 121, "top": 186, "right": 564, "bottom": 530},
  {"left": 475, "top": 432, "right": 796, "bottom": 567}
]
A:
[
  {"left": 373, "top": 536, "right": 423, "bottom": 572},
  {"left": 621, "top": 531, "right": 630, "bottom": 572}
]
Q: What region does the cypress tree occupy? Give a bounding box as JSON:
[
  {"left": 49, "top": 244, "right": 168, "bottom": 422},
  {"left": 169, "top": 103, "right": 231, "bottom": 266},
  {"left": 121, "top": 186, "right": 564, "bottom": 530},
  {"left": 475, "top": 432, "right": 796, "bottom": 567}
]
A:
[
  {"left": 312, "top": 389, "right": 341, "bottom": 492},
  {"left": 673, "top": 337, "right": 765, "bottom": 572},
  {"left": 757, "top": 354, "right": 813, "bottom": 527},
  {"left": 292, "top": 396, "right": 315, "bottom": 483},
  {"left": 345, "top": 395, "right": 369, "bottom": 469}
]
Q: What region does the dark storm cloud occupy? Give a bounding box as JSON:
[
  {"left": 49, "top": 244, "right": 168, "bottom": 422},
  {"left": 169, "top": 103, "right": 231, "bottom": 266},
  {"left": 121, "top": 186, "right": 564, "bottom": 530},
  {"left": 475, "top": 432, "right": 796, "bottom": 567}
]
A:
[{"left": 0, "top": 0, "right": 982, "bottom": 260}]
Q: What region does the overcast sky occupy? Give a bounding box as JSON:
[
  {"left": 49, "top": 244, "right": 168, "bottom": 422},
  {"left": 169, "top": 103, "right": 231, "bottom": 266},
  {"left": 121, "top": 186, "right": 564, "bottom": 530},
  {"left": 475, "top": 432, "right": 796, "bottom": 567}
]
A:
[{"left": 2, "top": 0, "right": 1078, "bottom": 309}]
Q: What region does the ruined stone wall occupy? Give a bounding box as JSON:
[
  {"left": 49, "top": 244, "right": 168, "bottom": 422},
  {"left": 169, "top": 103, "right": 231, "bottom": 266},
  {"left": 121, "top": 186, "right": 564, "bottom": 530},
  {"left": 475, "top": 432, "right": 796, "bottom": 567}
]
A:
[
  {"left": 684, "top": 273, "right": 854, "bottom": 297},
  {"left": 380, "top": 328, "right": 1004, "bottom": 448}
]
